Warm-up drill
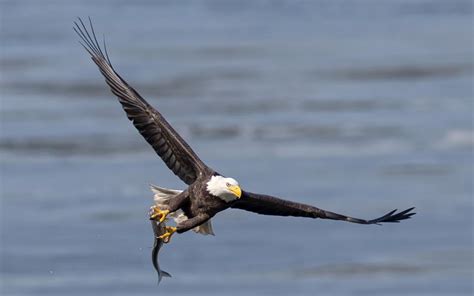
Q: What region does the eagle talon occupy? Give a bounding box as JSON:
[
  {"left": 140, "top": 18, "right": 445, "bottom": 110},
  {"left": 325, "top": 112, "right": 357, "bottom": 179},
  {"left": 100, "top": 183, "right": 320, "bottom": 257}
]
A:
[
  {"left": 149, "top": 206, "right": 170, "bottom": 223},
  {"left": 158, "top": 226, "right": 177, "bottom": 243}
]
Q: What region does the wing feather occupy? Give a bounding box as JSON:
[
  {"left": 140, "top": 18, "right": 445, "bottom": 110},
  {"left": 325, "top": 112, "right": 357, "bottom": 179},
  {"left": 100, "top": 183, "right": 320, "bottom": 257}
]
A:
[
  {"left": 74, "top": 18, "right": 211, "bottom": 184},
  {"left": 231, "top": 191, "right": 416, "bottom": 225}
]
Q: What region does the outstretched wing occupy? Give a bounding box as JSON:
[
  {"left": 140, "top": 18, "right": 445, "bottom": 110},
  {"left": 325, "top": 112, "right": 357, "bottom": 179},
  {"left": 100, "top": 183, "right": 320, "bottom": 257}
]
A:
[
  {"left": 74, "top": 18, "right": 211, "bottom": 185},
  {"left": 231, "top": 191, "right": 415, "bottom": 225}
]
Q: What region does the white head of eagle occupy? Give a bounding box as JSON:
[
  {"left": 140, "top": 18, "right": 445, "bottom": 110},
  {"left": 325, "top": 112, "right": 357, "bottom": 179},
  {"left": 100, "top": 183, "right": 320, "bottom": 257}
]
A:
[{"left": 206, "top": 175, "right": 242, "bottom": 202}]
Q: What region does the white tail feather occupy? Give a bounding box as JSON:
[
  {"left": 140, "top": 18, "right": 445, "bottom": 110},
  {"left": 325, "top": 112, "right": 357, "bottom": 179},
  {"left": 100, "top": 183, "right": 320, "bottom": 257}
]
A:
[{"left": 150, "top": 184, "right": 215, "bottom": 236}]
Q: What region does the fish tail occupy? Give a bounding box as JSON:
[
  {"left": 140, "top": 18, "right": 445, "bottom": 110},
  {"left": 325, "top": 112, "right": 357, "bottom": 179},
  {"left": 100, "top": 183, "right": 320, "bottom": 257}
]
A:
[
  {"left": 157, "top": 270, "right": 172, "bottom": 285},
  {"left": 161, "top": 270, "right": 172, "bottom": 278}
]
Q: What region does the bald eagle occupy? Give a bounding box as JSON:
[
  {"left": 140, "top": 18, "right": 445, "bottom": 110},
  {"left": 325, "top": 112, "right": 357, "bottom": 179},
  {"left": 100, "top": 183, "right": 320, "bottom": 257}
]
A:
[{"left": 74, "top": 19, "right": 415, "bottom": 244}]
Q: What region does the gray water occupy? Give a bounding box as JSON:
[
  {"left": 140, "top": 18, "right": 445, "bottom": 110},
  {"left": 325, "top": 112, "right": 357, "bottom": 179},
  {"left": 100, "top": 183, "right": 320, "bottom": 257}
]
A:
[{"left": 1, "top": 1, "right": 473, "bottom": 295}]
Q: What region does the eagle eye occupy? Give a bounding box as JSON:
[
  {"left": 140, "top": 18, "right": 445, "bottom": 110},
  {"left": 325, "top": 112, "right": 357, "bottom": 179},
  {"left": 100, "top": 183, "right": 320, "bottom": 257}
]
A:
[{"left": 226, "top": 182, "right": 231, "bottom": 187}]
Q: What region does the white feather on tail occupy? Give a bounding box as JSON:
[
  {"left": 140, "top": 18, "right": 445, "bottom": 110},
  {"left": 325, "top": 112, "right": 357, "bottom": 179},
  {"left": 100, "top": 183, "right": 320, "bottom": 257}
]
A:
[{"left": 150, "top": 184, "right": 215, "bottom": 235}]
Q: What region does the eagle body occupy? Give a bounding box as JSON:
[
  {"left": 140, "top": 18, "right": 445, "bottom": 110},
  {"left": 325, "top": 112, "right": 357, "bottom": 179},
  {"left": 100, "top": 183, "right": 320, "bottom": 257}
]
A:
[
  {"left": 148, "top": 172, "right": 241, "bottom": 236},
  {"left": 187, "top": 175, "right": 229, "bottom": 217},
  {"left": 75, "top": 18, "right": 415, "bottom": 242},
  {"left": 169, "top": 173, "right": 235, "bottom": 234}
]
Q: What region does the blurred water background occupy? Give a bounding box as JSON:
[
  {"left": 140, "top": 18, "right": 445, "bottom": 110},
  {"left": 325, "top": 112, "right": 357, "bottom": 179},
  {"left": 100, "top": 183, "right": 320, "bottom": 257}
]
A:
[{"left": 1, "top": 1, "right": 473, "bottom": 295}]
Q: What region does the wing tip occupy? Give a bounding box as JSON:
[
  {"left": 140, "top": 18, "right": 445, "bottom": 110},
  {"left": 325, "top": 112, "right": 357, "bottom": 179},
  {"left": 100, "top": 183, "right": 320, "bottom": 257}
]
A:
[
  {"left": 372, "top": 207, "right": 416, "bottom": 224},
  {"left": 73, "top": 17, "right": 112, "bottom": 66}
]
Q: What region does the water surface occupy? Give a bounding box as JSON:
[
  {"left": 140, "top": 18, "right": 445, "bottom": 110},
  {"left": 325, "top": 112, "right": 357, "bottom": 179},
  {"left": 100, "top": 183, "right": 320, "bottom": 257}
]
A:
[{"left": 1, "top": 1, "right": 473, "bottom": 295}]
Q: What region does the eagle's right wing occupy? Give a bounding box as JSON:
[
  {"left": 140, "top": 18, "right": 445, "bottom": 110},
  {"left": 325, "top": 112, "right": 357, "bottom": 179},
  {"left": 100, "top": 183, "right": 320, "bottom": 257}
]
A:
[
  {"left": 231, "top": 190, "right": 415, "bottom": 225},
  {"left": 74, "top": 18, "right": 211, "bottom": 185}
]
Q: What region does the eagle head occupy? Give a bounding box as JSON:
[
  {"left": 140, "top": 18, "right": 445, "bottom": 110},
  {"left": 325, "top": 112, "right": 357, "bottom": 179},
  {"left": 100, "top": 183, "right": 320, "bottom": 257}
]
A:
[{"left": 206, "top": 175, "right": 242, "bottom": 202}]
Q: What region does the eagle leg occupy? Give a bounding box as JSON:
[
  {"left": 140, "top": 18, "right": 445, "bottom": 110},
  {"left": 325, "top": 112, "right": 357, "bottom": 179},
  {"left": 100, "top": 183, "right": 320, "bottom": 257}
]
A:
[
  {"left": 158, "top": 226, "right": 177, "bottom": 243},
  {"left": 149, "top": 205, "right": 170, "bottom": 223},
  {"left": 176, "top": 213, "right": 211, "bottom": 233}
]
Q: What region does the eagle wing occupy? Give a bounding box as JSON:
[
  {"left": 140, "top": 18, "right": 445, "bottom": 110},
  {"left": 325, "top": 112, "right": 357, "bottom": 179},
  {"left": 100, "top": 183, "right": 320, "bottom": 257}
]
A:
[
  {"left": 74, "top": 18, "right": 210, "bottom": 185},
  {"left": 231, "top": 191, "right": 415, "bottom": 225}
]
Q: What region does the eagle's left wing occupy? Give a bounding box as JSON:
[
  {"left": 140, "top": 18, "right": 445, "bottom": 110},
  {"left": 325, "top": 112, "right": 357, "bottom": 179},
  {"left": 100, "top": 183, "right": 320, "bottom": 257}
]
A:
[
  {"left": 231, "top": 191, "right": 415, "bottom": 225},
  {"left": 74, "top": 18, "right": 212, "bottom": 185}
]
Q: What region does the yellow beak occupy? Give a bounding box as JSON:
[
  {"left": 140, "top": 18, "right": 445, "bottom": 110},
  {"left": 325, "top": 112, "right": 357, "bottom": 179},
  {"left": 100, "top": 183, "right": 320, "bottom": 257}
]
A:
[{"left": 228, "top": 185, "right": 242, "bottom": 199}]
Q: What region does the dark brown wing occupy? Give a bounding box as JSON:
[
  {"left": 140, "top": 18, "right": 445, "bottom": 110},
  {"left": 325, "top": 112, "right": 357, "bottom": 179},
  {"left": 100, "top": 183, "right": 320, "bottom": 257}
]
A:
[
  {"left": 74, "top": 18, "right": 210, "bottom": 184},
  {"left": 231, "top": 191, "right": 416, "bottom": 225}
]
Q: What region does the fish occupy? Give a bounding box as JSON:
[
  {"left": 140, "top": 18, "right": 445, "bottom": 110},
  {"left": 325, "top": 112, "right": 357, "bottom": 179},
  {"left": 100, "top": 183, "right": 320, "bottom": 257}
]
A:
[{"left": 151, "top": 219, "right": 172, "bottom": 284}]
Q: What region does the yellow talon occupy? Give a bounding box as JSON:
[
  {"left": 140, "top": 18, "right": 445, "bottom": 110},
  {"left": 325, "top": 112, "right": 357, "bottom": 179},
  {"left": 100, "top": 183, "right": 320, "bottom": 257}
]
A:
[
  {"left": 158, "top": 226, "right": 177, "bottom": 243},
  {"left": 158, "top": 209, "right": 170, "bottom": 223},
  {"left": 149, "top": 206, "right": 170, "bottom": 223}
]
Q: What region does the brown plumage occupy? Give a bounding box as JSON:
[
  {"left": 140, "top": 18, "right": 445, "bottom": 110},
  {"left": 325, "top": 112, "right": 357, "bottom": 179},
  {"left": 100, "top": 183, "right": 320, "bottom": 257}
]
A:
[{"left": 74, "top": 18, "right": 415, "bottom": 240}]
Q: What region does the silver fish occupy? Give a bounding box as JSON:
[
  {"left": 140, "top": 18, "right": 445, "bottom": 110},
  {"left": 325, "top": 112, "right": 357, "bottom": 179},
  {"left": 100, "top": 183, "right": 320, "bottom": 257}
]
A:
[{"left": 151, "top": 220, "right": 172, "bottom": 284}]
